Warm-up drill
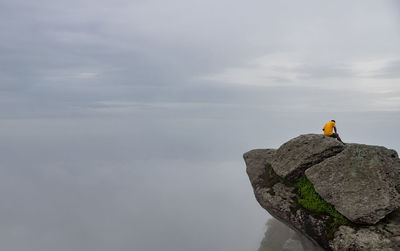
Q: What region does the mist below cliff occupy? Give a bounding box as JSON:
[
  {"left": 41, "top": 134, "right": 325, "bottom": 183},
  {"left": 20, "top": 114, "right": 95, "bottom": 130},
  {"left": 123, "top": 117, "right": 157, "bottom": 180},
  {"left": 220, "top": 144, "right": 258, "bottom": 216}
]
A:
[
  {"left": 258, "top": 218, "right": 323, "bottom": 251},
  {"left": 0, "top": 110, "right": 399, "bottom": 250}
]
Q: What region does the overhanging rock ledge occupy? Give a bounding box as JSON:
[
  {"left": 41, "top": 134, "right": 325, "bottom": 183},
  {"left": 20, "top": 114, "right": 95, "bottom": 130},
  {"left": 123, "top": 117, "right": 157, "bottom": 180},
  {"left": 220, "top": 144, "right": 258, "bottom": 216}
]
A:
[{"left": 244, "top": 134, "right": 400, "bottom": 251}]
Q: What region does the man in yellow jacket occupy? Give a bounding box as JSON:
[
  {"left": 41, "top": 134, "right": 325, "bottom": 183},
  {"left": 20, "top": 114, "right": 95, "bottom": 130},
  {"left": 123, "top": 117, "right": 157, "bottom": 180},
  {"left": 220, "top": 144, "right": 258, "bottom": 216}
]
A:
[{"left": 323, "top": 120, "right": 344, "bottom": 144}]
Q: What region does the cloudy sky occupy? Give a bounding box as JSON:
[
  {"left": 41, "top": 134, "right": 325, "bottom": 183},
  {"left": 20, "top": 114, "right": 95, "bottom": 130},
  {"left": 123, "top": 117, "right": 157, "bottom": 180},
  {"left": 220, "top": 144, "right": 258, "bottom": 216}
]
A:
[
  {"left": 1, "top": 0, "right": 400, "bottom": 250},
  {"left": 2, "top": 0, "right": 400, "bottom": 117}
]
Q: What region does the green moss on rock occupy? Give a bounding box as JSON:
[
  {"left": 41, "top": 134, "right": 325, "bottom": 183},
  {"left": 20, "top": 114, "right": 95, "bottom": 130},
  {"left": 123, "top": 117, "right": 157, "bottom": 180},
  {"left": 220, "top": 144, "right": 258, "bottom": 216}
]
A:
[
  {"left": 294, "top": 176, "right": 347, "bottom": 220},
  {"left": 261, "top": 163, "right": 353, "bottom": 239},
  {"left": 294, "top": 176, "right": 352, "bottom": 239}
]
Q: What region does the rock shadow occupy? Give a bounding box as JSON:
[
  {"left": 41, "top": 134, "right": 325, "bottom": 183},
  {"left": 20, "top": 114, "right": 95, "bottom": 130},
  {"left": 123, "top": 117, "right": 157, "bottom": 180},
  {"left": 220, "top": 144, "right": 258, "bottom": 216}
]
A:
[{"left": 258, "top": 218, "right": 324, "bottom": 251}]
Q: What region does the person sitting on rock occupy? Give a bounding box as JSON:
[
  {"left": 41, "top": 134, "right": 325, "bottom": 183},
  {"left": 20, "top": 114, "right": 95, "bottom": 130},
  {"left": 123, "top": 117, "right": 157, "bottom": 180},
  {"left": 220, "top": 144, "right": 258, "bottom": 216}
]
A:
[{"left": 322, "top": 120, "right": 344, "bottom": 144}]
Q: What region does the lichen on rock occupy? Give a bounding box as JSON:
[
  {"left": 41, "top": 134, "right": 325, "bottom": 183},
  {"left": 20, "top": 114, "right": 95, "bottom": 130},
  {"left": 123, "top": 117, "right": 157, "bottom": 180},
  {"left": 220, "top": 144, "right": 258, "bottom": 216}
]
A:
[
  {"left": 305, "top": 144, "right": 400, "bottom": 224},
  {"left": 271, "top": 134, "right": 344, "bottom": 182},
  {"left": 244, "top": 134, "right": 400, "bottom": 250}
]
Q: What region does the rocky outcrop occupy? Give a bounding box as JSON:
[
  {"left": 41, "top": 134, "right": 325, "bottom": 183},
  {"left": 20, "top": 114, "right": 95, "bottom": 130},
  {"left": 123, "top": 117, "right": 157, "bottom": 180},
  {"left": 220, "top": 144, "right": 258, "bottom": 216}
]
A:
[
  {"left": 271, "top": 134, "right": 344, "bottom": 182},
  {"left": 244, "top": 134, "right": 400, "bottom": 250},
  {"left": 329, "top": 209, "right": 400, "bottom": 250},
  {"left": 244, "top": 148, "right": 332, "bottom": 250},
  {"left": 306, "top": 144, "right": 400, "bottom": 224}
]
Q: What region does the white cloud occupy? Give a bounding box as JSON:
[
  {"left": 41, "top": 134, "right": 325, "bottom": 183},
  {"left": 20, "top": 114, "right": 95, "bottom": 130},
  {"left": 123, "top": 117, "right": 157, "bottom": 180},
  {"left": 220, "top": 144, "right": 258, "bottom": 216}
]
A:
[
  {"left": 200, "top": 52, "right": 306, "bottom": 86},
  {"left": 346, "top": 58, "right": 399, "bottom": 78},
  {"left": 40, "top": 69, "right": 101, "bottom": 83},
  {"left": 199, "top": 53, "right": 400, "bottom": 111},
  {"left": 370, "top": 96, "right": 400, "bottom": 111},
  {"left": 201, "top": 54, "right": 400, "bottom": 88}
]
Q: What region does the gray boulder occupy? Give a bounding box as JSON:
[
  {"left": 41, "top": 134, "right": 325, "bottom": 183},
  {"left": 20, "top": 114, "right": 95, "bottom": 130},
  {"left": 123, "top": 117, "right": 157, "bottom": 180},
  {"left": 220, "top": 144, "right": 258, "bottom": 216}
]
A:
[
  {"left": 306, "top": 144, "right": 400, "bottom": 224},
  {"left": 244, "top": 148, "right": 333, "bottom": 250},
  {"left": 330, "top": 225, "right": 393, "bottom": 251},
  {"left": 244, "top": 149, "right": 276, "bottom": 187},
  {"left": 271, "top": 134, "right": 344, "bottom": 182},
  {"left": 244, "top": 135, "right": 400, "bottom": 250}
]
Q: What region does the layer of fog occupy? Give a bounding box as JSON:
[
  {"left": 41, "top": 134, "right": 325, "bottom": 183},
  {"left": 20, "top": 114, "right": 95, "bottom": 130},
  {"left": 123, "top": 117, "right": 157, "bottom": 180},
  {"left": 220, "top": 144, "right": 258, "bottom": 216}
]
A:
[{"left": 0, "top": 108, "right": 399, "bottom": 250}]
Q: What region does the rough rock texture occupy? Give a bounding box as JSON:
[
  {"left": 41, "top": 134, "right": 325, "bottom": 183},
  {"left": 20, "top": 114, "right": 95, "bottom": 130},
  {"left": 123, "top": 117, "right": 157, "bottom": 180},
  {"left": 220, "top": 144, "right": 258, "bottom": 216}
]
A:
[
  {"left": 306, "top": 144, "right": 400, "bottom": 224},
  {"left": 330, "top": 210, "right": 400, "bottom": 251},
  {"left": 330, "top": 226, "right": 392, "bottom": 251},
  {"left": 244, "top": 135, "right": 400, "bottom": 250},
  {"left": 244, "top": 149, "right": 329, "bottom": 250},
  {"left": 271, "top": 134, "right": 344, "bottom": 182},
  {"left": 244, "top": 149, "right": 276, "bottom": 186}
]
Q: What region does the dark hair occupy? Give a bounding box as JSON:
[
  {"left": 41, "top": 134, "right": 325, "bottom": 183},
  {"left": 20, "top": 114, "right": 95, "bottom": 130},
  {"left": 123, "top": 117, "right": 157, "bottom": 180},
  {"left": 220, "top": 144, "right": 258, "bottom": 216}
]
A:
[{"left": 331, "top": 120, "right": 336, "bottom": 122}]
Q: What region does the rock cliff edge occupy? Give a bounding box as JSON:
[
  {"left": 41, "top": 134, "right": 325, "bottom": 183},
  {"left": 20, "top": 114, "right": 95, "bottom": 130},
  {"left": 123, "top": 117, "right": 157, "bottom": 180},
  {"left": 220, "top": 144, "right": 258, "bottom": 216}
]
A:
[{"left": 244, "top": 134, "right": 400, "bottom": 251}]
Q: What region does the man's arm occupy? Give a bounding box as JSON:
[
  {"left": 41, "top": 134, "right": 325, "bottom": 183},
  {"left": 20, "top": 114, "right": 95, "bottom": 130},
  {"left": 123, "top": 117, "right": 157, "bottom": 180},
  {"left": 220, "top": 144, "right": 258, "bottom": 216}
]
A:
[{"left": 334, "top": 127, "right": 337, "bottom": 133}]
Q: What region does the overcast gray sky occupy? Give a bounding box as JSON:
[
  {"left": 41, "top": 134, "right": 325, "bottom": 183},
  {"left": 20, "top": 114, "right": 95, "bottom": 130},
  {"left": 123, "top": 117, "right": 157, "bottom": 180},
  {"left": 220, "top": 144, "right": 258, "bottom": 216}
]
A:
[
  {"left": 1, "top": 1, "right": 400, "bottom": 250},
  {"left": 1, "top": 0, "right": 400, "bottom": 117}
]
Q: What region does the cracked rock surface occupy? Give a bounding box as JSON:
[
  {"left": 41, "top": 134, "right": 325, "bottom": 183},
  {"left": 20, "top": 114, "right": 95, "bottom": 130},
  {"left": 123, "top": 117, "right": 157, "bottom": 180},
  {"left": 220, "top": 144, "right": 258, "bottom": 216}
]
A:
[
  {"left": 271, "top": 134, "right": 344, "bottom": 182},
  {"left": 244, "top": 134, "right": 400, "bottom": 250},
  {"left": 306, "top": 144, "right": 400, "bottom": 224}
]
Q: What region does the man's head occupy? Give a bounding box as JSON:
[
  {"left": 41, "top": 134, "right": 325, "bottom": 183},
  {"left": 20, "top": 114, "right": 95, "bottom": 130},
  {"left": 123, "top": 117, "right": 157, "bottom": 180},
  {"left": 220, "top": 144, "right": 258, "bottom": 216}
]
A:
[{"left": 331, "top": 120, "right": 336, "bottom": 123}]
